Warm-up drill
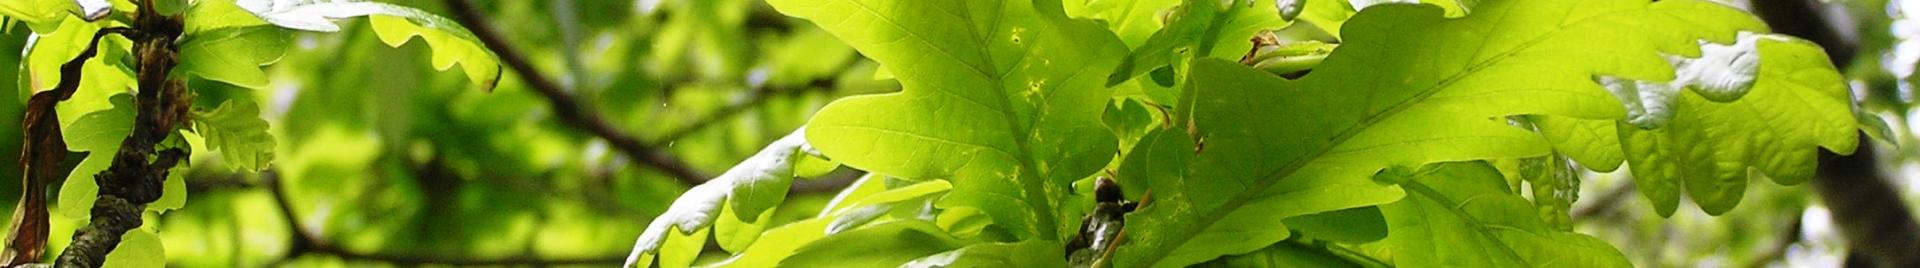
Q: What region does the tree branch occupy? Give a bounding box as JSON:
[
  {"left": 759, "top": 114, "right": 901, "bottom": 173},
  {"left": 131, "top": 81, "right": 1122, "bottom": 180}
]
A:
[
  {"left": 263, "top": 172, "right": 623, "bottom": 266},
  {"left": 646, "top": 77, "right": 837, "bottom": 147},
  {"left": 1570, "top": 178, "right": 1634, "bottom": 220},
  {"left": 58, "top": 12, "right": 189, "bottom": 267},
  {"left": 442, "top": 0, "right": 710, "bottom": 185}
]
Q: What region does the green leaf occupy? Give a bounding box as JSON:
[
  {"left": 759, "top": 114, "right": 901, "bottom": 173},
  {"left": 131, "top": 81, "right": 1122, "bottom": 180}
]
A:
[
  {"left": 1117, "top": 128, "right": 1407, "bottom": 267},
  {"left": 1534, "top": 35, "right": 1859, "bottom": 216},
  {"left": 177, "top": 26, "right": 290, "bottom": 89},
  {"left": 725, "top": 131, "right": 824, "bottom": 221},
  {"left": 184, "top": 0, "right": 270, "bottom": 33},
  {"left": 63, "top": 94, "right": 133, "bottom": 153},
  {"left": 23, "top": 16, "right": 132, "bottom": 103},
  {"left": 100, "top": 228, "right": 164, "bottom": 268},
  {"left": 149, "top": 164, "right": 188, "bottom": 213},
  {"left": 1857, "top": 109, "right": 1895, "bottom": 145},
  {"left": 770, "top": 0, "right": 1128, "bottom": 240},
  {"left": 699, "top": 177, "right": 955, "bottom": 268},
  {"left": 190, "top": 99, "right": 277, "bottom": 172},
  {"left": 1281, "top": 207, "right": 1387, "bottom": 244},
  {"left": 1534, "top": 116, "right": 1624, "bottom": 172},
  {"left": 703, "top": 218, "right": 833, "bottom": 267},
  {"left": 901, "top": 240, "right": 1068, "bottom": 268},
  {"left": 780, "top": 220, "right": 968, "bottom": 267},
  {"left": 1107, "top": 0, "right": 1288, "bottom": 87},
  {"left": 1609, "top": 37, "right": 1857, "bottom": 216},
  {"left": 152, "top": 0, "right": 187, "bottom": 16},
  {"left": 622, "top": 130, "right": 831, "bottom": 267},
  {"left": 56, "top": 94, "right": 131, "bottom": 220},
  {"left": 1064, "top": 0, "right": 1180, "bottom": 48},
  {"left": 1290, "top": 0, "right": 1355, "bottom": 39},
  {"left": 1195, "top": 241, "right": 1363, "bottom": 268},
  {"left": 239, "top": 0, "right": 503, "bottom": 89},
  {"left": 712, "top": 203, "right": 770, "bottom": 254},
  {"left": 1112, "top": 0, "right": 1775, "bottom": 266},
  {"left": 1353, "top": 0, "right": 1469, "bottom": 17},
  {"left": 0, "top": 0, "right": 77, "bottom": 32},
  {"left": 1381, "top": 161, "right": 1629, "bottom": 267}
]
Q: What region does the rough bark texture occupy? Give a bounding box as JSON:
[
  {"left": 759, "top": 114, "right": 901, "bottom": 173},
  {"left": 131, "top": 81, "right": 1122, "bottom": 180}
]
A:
[
  {"left": 1753, "top": 0, "right": 1920, "bottom": 267},
  {"left": 53, "top": 8, "right": 188, "bottom": 268}
]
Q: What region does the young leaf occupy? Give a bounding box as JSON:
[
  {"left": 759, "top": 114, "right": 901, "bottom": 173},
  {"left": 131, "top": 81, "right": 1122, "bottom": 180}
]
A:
[
  {"left": 184, "top": 0, "right": 270, "bottom": 33},
  {"left": 1280, "top": 207, "right": 1387, "bottom": 244},
  {"left": 99, "top": 228, "right": 164, "bottom": 268},
  {"left": 22, "top": 16, "right": 131, "bottom": 103},
  {"left": 237, "top": 0, "right": 502, "bottom": 89},
  {"left": 190, "top": 99, "right": 277, "bottom": 172},
  {"left": 1113, "top": 0, "right": 1780, "bottom": 266},
  {"left": 902, "top": 240, "right": 1068, "bottom": 268},
  {"left": 622, "top": 130, "right": 831, "bottom": 267},
  {"left": 1107, "top": 0, "right": 1288, "bottom": 87},
  {"left": 1541, "top": 36, "right": 1859, "bottom": 216},
  {"left": 698, "top": 177, "right": 952, "bottom": 268},
  {"left": 0, "top": 0, "right": 77, "bottom": 32},
  {"left": 1194, "top": 241, "right": 1364, "bottom": 268},
  {"left": 1117, "top": 128, "right": 1407, "bottom": 267},
  {"left": 779, "top": 220, "right": 968, "bottom": 267},
  {"left": 704, "top": 218, "right": 833, "bottom": 267},
  {"left": 770, "top": 0, "right": 1128, "bottom": 241},
  {"left": 1381, "top": 161, "right": 1630, "bottom": 267},
  {"left": 56, "top": 94, "right": 131, "bottom": 220},
  {"left": 176, "top": 26, "right": 291, "bottom": 89},
  {"left": 1063, "top": 0, "right": 1180, "bottom": 48}
]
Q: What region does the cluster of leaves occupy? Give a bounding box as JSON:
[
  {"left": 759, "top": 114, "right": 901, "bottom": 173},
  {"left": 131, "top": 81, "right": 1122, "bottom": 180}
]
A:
[
  {"left": 630, "top": 0, "right": 1870, "bottom": 267},
  {"left": 2, "top": 0, "right": 500, "bottom": 265}
]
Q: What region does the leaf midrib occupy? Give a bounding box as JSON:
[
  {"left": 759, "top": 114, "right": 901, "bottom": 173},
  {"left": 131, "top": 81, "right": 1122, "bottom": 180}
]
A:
[
  {"left": 841, "top": 0, "right": 1077, "bottom": 239},
  {"left": 1401, "top": 180, "right": 1532, "bottom": 265},
  {"left": 1133, "top": 4, "right": 1631, "bottom": 265}
]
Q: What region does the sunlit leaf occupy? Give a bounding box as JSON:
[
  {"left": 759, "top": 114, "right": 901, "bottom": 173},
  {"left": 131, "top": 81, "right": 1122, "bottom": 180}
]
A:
[
  {"left": 56, "top": 94, "right": 130, "bottom": 220},
  {"left": 622, "top": 130, "right": 831, "bottom": 267},
  {"left": 176, "top": 26, "right": 290, "bottom": 89},
  {"left": 770, "top": 0, "right": 1128, "bottom": 241},
  {"left": 1622, "top": 36, "right": 1857, "bottom": 214},
  {"left": 780, "top": 220, "right": 968, "bottom": 267},
  {"left": 902, "top": 240, "right": 1067, "bottom": 268},
  {"left": 190, "top": 99, "right": 277, "bottom": 172},
  {"left": 1381, "top": 161, "right": 1629, "bottom": 267},
  {"left": 1112, "top": 0, "right": 1786, "bottom": 266},
  {"left": 237, "top": 0, "right": 502, "bottom": 89},
  {"left": 0, "top": 0, "right": 77, "bottom": 32},
  {"left": 100, "top": 228, "right": 164, "bottom": 268}
]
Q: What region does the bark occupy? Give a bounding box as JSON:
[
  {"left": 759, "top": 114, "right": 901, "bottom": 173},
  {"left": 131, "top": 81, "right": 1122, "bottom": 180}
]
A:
[{"left": 54, "top": 8, "right": 189, "bottom": 267}]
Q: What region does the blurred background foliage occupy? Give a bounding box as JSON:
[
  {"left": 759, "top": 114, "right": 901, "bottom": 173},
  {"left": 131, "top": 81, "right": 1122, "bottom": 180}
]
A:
[
  {"left": 3, "top": 0, "right": 1920, "bottom": 267},
  {"left": 4, "top": 0, "right": 893, "bottom": 266}
]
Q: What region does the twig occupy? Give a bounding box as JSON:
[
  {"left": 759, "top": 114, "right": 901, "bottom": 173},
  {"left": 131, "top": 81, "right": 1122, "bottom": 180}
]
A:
[
  {"left": 263, "top": 172, "right": 624, "bottom": 266},
  {"left": 442, "top": 0, "right": 710, "bottom": 185},
  {"left": 1743, "top": 214, "right": 1804, "bottom": 268},
  {"left": 60, "top": 11, "right": 191, "bottom": 266},
  {"left": 646, "top": 77, "right": 837, "bottom": 147},
  {"left": 1570, "top": 180, "right": 1634, "bottom": 220}
]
